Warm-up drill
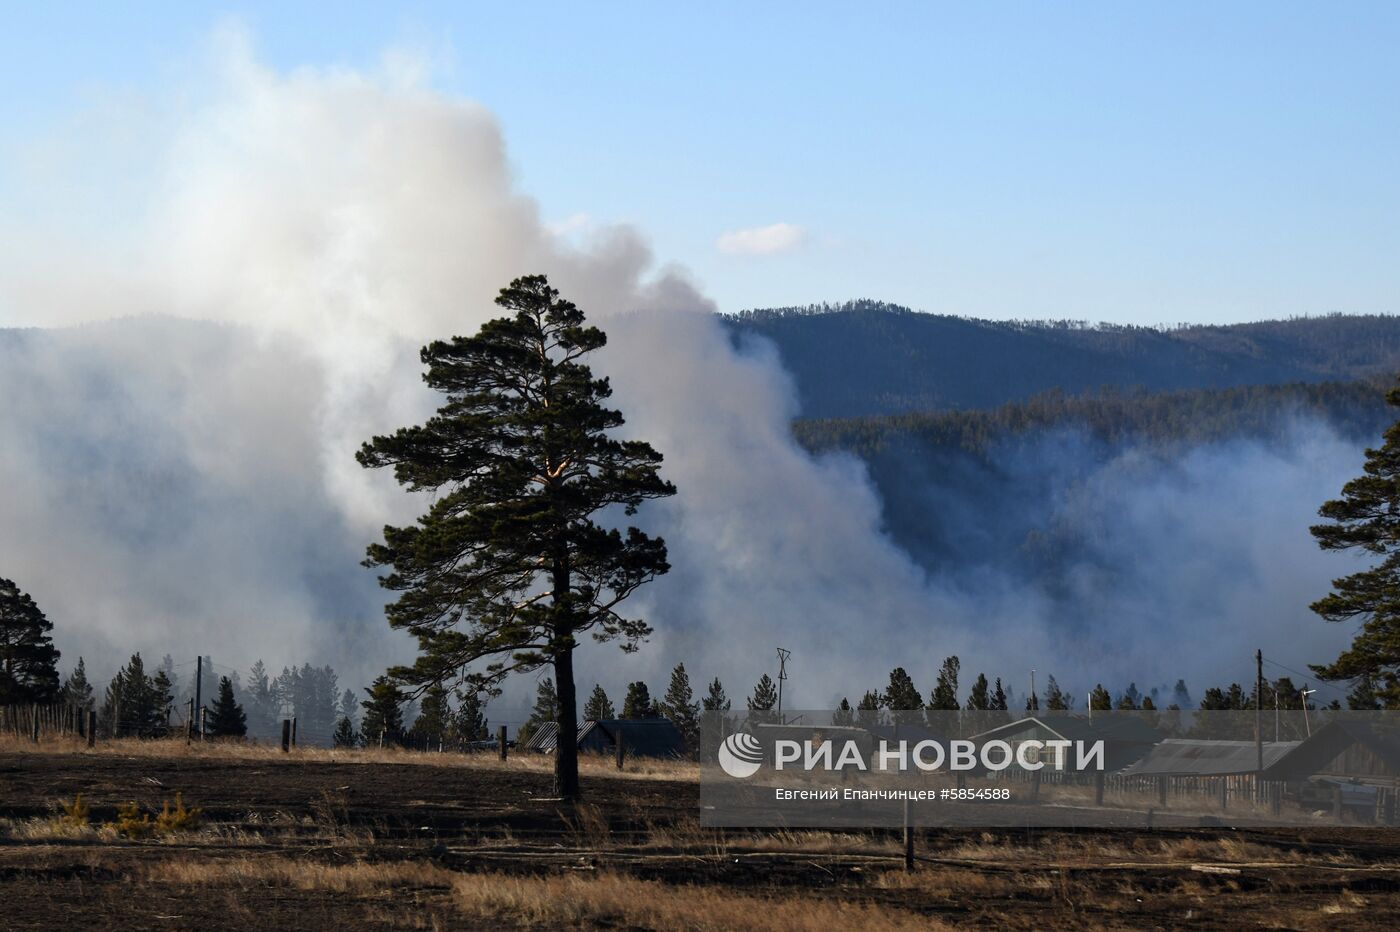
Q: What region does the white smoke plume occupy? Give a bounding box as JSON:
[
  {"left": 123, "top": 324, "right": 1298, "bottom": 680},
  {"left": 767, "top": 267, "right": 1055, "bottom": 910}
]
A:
[{"left": 0, "top": 29, "right": 1362, "bottom": 716}]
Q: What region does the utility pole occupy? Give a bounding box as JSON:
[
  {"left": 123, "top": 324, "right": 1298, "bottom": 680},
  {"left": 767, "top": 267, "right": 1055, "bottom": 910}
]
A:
[
  {"left": 195, "top": 656, "right": 204, "bottom": 740},
  {"left": 776, "top": 648, "right": 791, "bottom": 722},
  {"left": 1301, "top": 688, "right": 1316, "bottom": 737},
  {"left": 1029, "top": 670, "right": 1036, "bottom": 712},
  {"left": 1255, "top": 649, "right": 1264, "bottom": 801}
]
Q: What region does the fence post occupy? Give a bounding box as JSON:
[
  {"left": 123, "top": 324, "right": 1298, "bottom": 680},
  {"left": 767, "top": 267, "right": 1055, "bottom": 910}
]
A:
[
  {"left": 1220, "top": 777, "right": 1228, "bottom": 812},
  {"left": 87, "top": 710, "right": 96, "bottom": 748},
  {"left": 186, "top": 699, "right": 195, "bottom": 743},
  {"left": 31, "top": 708, "right": 40, "bottom": 744},
  {"left": 281, "top": 719, "right": 291, "bottom": 753},
  {"left": 291, "top": 717, "right": 297, "bottom": 748},
  {"left": 903, "top": 797, "right": 914, "bottom": 871},
  {"left": 200, "top": 707, "right": 208, "bottom": 741},
  {"left": 498, "top": 725, "right": 507, "bottom": 761},
  {"left": 615, "top": 736, "right": 626, "bottom": 770}
]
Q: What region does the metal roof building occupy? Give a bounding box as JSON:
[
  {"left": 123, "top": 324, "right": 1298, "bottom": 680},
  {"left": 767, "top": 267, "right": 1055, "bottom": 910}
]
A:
[
  {"left": 523, "top": 718, "right": 687, "bottom": 759},
  {"left": 1118, "top": 739, "right": 1302, "bottom": 777}
]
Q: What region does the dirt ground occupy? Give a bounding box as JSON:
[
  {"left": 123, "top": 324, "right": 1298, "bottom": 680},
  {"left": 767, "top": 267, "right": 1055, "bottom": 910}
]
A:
[{"left": 3, "top": 746, "right": 1400, "bottom": 929}]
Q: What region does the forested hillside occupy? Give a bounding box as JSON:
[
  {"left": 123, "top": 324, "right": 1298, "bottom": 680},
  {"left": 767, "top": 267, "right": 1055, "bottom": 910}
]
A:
[
  {"left": 795, "top": 378, "right": 1395, "bottom": 459},
  {"left": 726, "top": 302, "right": 1400, "bottom": 419}
]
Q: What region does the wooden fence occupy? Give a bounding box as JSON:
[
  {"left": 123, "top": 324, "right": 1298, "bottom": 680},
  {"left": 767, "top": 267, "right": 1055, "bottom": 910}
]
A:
[{"left": 1, "top": 702, "right": 90, "bottom": 740}]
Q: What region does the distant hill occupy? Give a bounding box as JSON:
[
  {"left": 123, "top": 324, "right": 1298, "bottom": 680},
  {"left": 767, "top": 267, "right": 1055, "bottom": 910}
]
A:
[
  {"left": 725, "top": 302, "right": 1400, "bottom": 419},
  {"left": 795, "top": 378, "right": 1395, "bottom": 459}
]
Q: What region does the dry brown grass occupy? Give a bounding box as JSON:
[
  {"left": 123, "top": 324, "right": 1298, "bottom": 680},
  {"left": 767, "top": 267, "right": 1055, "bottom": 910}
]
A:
[
  {"left": 142, "top": 856, "right": 943, "bottom": 930},
  {"left": 451, "top": 871, "right": 943, "bottom": 930},
  {"left": 0, "top": 734, "right": 697, "bottom": 781},
  {"left": 148, "top": 857, "right": 459, "bottom": 893}
]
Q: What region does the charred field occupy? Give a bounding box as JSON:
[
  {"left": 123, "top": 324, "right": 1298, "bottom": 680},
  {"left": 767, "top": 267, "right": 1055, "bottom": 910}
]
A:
[{"left": 2, "top": 743, "right": 1400, "bottom": 930}]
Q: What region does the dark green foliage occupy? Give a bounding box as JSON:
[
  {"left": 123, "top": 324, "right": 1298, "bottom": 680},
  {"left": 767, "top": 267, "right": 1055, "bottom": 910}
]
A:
[
  {"left": 1309, "top": 381, "right": 1400, "bottom": 707},
  {"left": 243, "top": 661, "right": 279, "bottom": 737},
  {"left": 990, "top": 678, "right": 1008, "bottom": 712},
  {"left": 412, "top": 682, "right": 450, "bottom": 741},
  {"left": 928, "top": 656, "right": 961, "bottom": 712},
  {"left": 621, "top": 681, "right": 655, "bottom": 719},
  {"left": 746, "top": 674, "right": 778, "bottom": 723},
  {"left": 833, "top": 697, "right": 855, "bottom": 726},
  {"left": 702, "top": 677, "right": 730, "bottom": 712},
  {"left": 277, "top": 664, "right": 340, "bottom": 746},
  {"left": 1089, "top": 684, "right": 1113, "bottom": 711},
  {"left": 519, "top": 677, "right": 559, "bottom": 743},
  {"left": 206, "top": 676, "right": 247, "bottom": 738},
  {"left": 101, "top": 654, "right": 172, "bottom": 737},
  {"left": 357, "top": 275, "right": 677, "bottom": 799},
  {"left": 966, "top": 674, "right": 990, "bottom": 711},
  {"left": 582, "top": 684, "right": 614, "bottom": 721},
  {"left": 333, "top": 716, "right": 360, "bottom": 748},
  {"left": 1172, "top": 679, "right": 1192, "bottom": 710},
  {"left": 453, "top": 688, "right": 489, "bottom": 741},
  {"left": 338, "top": 688, "right": 358, "bottom": 727},
  {"left": 1043, "top": 675, "right": 1070, "bottom": 711},
  {"left": 881, "top": 667, "right": 923, "bottom": 724},
  {"left": 0, "top": 577, "right": 60, "bottom": 704},
  {"left": 660, "top": 663, "right": 700, "bottom": 754},
  {"left": 1116, "top": 683, "right": 1142, "bottom": 711},
  {"left": 361, "top": 675, "right": 406, "bottom": 745},
  {"left": 61, "top": 657, "right": 94, "bottom": 711},
  {"left": 1199, "top": 683, "right": 1248, "bottom": 711},
  {"left": 1348, "top": 676, "right": 1382, "bottom": 711},
  {"left": 856, "top": 689, "right": 882, "bottom": 727},
  {"left": 730, "top": 302, "right": 1400, "bottom": 420}
]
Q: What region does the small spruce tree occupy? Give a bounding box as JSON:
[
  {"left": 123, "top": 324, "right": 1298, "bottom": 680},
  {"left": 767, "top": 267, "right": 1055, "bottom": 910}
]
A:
[
  {"left": 61, "top": 657, "right": 95, "bottom": 711},
  {"left": 583, "top": 683, "right": 615, "bottom": 721},
  {"left": 361, "top": 676, "right": 406, "bottom": 745},
  {"left": 702, "top": 677, "right": 730, "bottom": 712},
  {"left": 453, "top": 688, "right": 489, "bottom": 741},
  {"left": 206, "top": 676, "right": 248, "bottom": 738},
  {"left": 622, "top": 680, "right": 655, "bottom": 719},
  {"left": 519, "top": 678, "right": 559, "bottom": 743},
  {"left": 747, "top": 674, "right": 778, "bottom": 724},
  {"left": 660, "top": 663, "right": 700, "bottom": 754},
  {"left": 333, "top": 716, "right": 360, "bottom": 748},
  {"left": 928, "top": 656, "right": 961, "bottom": 711}
]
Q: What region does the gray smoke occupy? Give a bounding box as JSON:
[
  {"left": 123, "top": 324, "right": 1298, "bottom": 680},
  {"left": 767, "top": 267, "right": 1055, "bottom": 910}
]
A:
[{"left": 0, "top": 31, "right": 1365, "bottom": 717}]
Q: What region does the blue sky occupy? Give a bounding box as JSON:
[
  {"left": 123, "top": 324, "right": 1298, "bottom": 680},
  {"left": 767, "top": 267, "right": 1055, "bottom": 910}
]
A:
[{"left": 3, "top": 2, "right": 1398, "bottom": 324}]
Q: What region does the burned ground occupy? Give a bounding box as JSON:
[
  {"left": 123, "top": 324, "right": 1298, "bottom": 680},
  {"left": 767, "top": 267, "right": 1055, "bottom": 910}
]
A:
[{"left": 2, "top": 746, "right": 1400, "bottom": 929}]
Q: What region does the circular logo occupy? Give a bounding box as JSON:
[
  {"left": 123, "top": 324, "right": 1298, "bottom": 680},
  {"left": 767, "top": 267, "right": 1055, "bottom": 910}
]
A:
[{"left": 717, "top": 732, "right": 764, "bottom": 778}]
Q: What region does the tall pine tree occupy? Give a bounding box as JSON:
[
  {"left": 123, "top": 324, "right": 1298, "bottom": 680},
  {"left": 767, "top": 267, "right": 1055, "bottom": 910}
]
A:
[
  {"left": 0, "top": 577, "right": 60, "bottom": 704},
  {"left": 1309, "top": 382, "right": 1400, "bottom": 707},
  {"left": 358, "top": 275, "right": 676, "bottom": 799}
]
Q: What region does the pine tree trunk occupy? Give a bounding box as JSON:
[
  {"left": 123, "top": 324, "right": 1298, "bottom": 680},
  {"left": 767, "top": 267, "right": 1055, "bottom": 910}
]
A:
[{"left": 553, "top": 627, "right": 580, "bottom": 801}]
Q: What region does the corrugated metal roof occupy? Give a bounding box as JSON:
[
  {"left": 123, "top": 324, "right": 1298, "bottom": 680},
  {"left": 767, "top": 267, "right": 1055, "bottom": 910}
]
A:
[
  {"left": 521, "top": 718, "right": 687, "bottom": 758},
  {"left": 1261, "top": 720, "right": 1400, "bottom": 781},
  {"left": 971, "top": 714, "right": 1162, "bottom": 746},
  {"left": 1119, "top": 739, "right": 1301, "bottom": 776}
]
